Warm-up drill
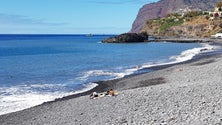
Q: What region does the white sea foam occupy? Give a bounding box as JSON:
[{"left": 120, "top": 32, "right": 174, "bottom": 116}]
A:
[
  {"left": 141, "top": 43, "right": 220, "bottom": 69},
  {"left": 72, "top": 82, "right": 98, "bottom": 94},
  {"left": 0, "top": 82, "right": 98, "bottom": 115},
  {"left": 77, "top": 68, "right": 140, "bottom": 81},
  {"left": 121, "top": 68, "right": 138, "bottom": 77},
  {"left": 0, "top": 92, "right": 58, "bottom": 115},
  {"left": 77, "top": 70, "right": 122, "bottom": 80},
  {"left": 171, "top": 43, "right": 218, "bottom": 62}
]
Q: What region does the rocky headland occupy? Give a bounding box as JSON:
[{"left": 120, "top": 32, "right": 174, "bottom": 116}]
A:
[
  {"left": 102, "top": 32, "right": 148, "bottom": 43},
  {"left": 103, "top": 0, "right": 222, "bottom": 43}
]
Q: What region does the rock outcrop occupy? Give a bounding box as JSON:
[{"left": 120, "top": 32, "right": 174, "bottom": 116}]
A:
[
  {"left": 102, "top": 32, "right": 148, "bottom": 43},
  {"left": 131, "top": 0, "right": 220, "bottom": 33}
]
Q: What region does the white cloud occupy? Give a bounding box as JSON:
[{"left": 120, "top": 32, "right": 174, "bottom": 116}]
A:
[
  {"left": 0, "top": 13, "right": 69, "bottom": 34},
  {"left": 0, "top": 13, "right": 67, "bottom": 26}
]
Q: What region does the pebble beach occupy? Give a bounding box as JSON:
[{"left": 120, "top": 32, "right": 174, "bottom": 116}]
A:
[{"left": 1, "top": 46, "right": 222, "bottom": 125}]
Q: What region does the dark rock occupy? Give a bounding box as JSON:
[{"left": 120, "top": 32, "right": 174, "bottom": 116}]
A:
[
  {"left": 130, "top": 0, "right": 220, "bottom": 33},
  {"left": 102, "top": 32, "right": 148, "bottom": 43}
]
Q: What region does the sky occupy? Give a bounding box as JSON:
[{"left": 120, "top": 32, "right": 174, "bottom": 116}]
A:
[{"left": 0, "top": 0, "right": 158, "bottom": 34}]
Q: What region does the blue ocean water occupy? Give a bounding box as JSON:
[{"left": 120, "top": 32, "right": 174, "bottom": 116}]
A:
[{"left": 0, "top": 34, "right": 219, "bottom": 115}]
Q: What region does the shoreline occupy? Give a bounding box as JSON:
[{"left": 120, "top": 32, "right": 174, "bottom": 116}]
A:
[
  {"left": 1, "top": 46, "right": 222, "bottom": 124},
  {"left": 1, "top": 40, "right": 222, "bottom": 114},
  {"left": 45, "top": 44, "right": 221, "bottom": 103},
  {"left": 148, "top": 37, "right": 222, "bottom": 43},
  {"left": 1, "top": 40, "right": 222, "bottom": 124},
  {"left": 52, "top": 41, "right": 222, "bottom": 103}
]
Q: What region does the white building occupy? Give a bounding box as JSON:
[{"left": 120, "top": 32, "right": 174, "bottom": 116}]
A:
[{"left": 212, "top": 33, "right": 222, "bottom": 38}]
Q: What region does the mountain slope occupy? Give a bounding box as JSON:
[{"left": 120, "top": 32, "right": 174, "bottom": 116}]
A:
[{"left": 131, "top": 0, "right": 220, "bottom": 33}]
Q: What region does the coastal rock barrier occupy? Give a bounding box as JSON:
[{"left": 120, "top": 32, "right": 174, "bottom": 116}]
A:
[
  {"left": 102, "top": 32, "right": 214, "bottom": 43},
  {"left": 102, "top": 32, "right": 148, "bottom": 43}
]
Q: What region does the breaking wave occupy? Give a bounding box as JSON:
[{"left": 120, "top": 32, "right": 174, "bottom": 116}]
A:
[
  {"left": 0, "top": 82, "right": 98, "bottom": 115},
  {"left": 141, "top": 43, "right": 220, "bottom": 69}
]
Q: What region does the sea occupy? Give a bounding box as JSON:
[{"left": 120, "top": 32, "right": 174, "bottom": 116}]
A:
[{"left": 0, "top": 34, "right": 221, "bottom": 115}]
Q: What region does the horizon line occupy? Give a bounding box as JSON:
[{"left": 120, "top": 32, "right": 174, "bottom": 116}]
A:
[{"left": 0, "top": 33, "right": 120, "bottom": 35}]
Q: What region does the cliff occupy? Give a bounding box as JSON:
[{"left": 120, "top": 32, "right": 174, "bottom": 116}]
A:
[{"left": 131, "top": 0, "right": 220, "bottom": 33}]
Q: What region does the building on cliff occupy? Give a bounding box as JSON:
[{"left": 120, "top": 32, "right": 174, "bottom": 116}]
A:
[{"left": 209, "top": 2, "right": 222, "bottom": 19}]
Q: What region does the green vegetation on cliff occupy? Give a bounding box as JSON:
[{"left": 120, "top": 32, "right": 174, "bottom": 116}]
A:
[
  {"left": 146, "top": 14, "right": 184, "bottom": 32},
  {"left": 142, "top": 11, "right": 222, "bottom": 38}
]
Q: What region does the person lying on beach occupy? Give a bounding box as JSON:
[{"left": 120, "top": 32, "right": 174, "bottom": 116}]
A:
[
  {"left": 90, "top": 92, "right": 98, "bottom": 99},
  {"left": 105, "top": 89, "right": 115, "bottom": 96},
  {"left": 90, "top": 89, "right": 117, "bottom": 99},
  {"left": 109, "top": 89, "right": 115, "bottom": 96}
]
